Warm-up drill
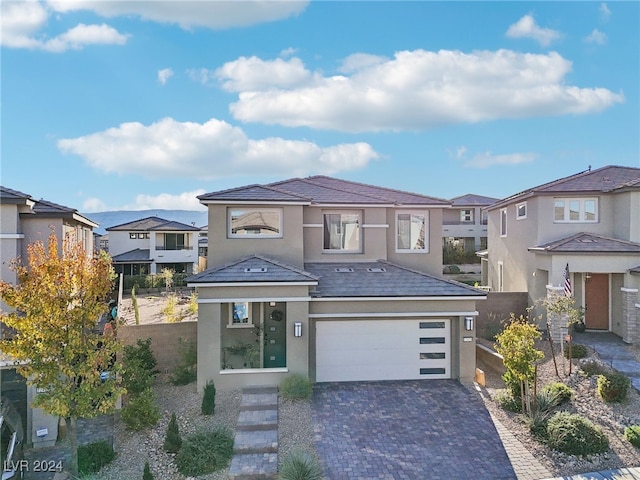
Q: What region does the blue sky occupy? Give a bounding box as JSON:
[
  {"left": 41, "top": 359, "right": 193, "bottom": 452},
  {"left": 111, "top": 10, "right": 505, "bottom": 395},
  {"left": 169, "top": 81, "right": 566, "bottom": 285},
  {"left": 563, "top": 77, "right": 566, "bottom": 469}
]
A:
[{"left": 2, "top": 1, "right": 638, "bottom": 213}]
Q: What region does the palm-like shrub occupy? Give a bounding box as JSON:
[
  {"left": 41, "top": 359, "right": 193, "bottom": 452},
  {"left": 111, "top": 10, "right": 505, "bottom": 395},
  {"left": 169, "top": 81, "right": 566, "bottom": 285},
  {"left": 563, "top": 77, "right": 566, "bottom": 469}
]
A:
[
  {"left": 541, "top": 382, "right": 572, "bottom": 405},
  {"left": 175, "top": 428, "right": 234, "bottom": 476},
  {"left": 278, "top": 449, "right": 323, "bottom": 480}
]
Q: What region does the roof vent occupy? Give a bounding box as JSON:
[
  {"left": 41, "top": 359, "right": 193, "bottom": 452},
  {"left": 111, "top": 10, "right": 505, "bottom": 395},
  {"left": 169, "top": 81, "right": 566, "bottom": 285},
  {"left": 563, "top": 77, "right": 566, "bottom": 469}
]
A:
[
  {"left": 578, "top": 239, "right": 597, "bottom": 243},
  {"left": 334, "top": 267, "right": 354, "bottom": 273},
  {"left": 244, "top": 267, "right": 267, "bottom": 273},
  {"left": 367, "top": 267, "right": 386, "bottom": 272}
]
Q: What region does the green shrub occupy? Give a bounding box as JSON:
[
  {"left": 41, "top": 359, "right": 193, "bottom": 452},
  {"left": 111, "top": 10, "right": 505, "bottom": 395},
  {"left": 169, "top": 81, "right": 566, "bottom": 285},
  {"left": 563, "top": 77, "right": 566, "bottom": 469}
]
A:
[
  {"left": 564, "top": 343, "right": 588, "bottom": 359},
  {"left": 280, "top": 374, "right": 313, "bottom": 400},
  {"left": 122, "top": 357, "right": 155, "bottom": 396},
  {"left": 597, "top": 372, "right": 631, "bottom": 403},
  {"left": 278, "top": 448, "right": 323, "bottom": 480},
  {"left": 78, "top": 440, "right": 116, "bottom": 475},
  {"left": 121, "top": 388, "right": 161, "bottom": 431},
  {"left": 542, "top": 382, "right": 572, "bottom": 405},
  {"left": 164, "top": 412, "right": 182, "bottom": 453},
  {"left": 171, "top": 338, "right": 197, "bottom": 385},
  {"left": 493, "top": 389, "right": 521, "bottom": 413},
  {"left": 624, "top": 425, "right": 640, "bottom": 448},
  {"left": 546, "top": 412, "right": 609, "bottom": 456},
  {"left": 143, "top": 461, "right": 154, "bottom": 480},
  {"left": 174, "top": 428, "right": 234, "bottom": 476},
  {"left": 124, "top": 338, "right": 159, "bottom": 376},
  {"left": 201, "top": 381, "right": 216, "bottom": 415},
  {"left": 580, "top": 359, "right": 609, "bottom": 377}
]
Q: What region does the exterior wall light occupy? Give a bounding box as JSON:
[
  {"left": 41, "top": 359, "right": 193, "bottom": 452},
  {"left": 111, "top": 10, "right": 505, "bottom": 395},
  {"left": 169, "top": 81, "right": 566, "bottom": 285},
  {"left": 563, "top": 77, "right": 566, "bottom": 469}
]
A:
[
  {"left": 465, "top": 316, "right": 474, "bottom": 331},
  {"left": 294, "top": 322, "right": 302, "bottom": 337}
]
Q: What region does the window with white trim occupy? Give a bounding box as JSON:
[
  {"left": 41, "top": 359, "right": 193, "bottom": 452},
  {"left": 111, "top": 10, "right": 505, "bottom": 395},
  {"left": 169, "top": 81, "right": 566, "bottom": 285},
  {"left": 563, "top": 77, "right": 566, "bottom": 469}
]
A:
[
  {"left": 396, "top": 211, "right": 428, "bottom": 252},
  {"left": 516, "top": 202, "right": 527, "bottom": 220},
  {"left": 323, "top": 211, "right": 361, "bottom": 252},
  {"left": 229, "top": 208, "right": 282, "bottom": 237},
  {"left": 460, "top": 209, "right": 473, "bottom": 222},
  {"left": 500, "top": 208, "right": 507, "bottom": 237},
  {"left": 229, "top": 302, "right": 253, "bottom": 327},
  {"left": 553, "top": 198, "right": 598, "bottom": 223}
]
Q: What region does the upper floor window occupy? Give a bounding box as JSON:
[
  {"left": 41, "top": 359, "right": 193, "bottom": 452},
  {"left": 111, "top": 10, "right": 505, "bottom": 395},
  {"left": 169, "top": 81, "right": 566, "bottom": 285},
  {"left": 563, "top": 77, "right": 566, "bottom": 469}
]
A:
[
  {"left": 229, "top": 208, "right": 282, "bottom": 238},
  {"left": 157, "top": 233, "right": 190, "bottom": 250},
  {"left": 481, "top": 210, "right": 488, "bottom": 225},
  {"left": 460, "top": 209, "right": 473, "bottom": 222},
  {"left": 500, "top": 208, "right": 507, "bottom": 237},
  {"left": 396, "top": 211, "right": 428, "bottom": 252},
  {"left": 129, "top": 232, "right": 150, "bottom": 239},
  {"left": 554, "top": 198, "right": 598, "bottom": 223},
  {"left": 323, "top": 211, "right": 361, "bottom": 252},
  {"left": 516, "top": 202, "right": 527, "bottom": 220}
]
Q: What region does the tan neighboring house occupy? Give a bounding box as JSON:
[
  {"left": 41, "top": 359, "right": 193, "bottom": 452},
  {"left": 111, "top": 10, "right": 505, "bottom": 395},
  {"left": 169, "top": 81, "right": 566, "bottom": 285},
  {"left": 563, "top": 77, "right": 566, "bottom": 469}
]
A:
[
  {"left": 484, "top": 166, "right": 640, "bottom": 343},
  {"left": 443, "top": 194, "right": 498, "bottom": 255},
  {"left": 106, "top": 216, "right": 200, "bottom": 276},
  {"left": 187, "top": 176, "right": 487, "bottom": 390},
  {"left": 1, "top": 186, "right": 99, "bottom": 451}
]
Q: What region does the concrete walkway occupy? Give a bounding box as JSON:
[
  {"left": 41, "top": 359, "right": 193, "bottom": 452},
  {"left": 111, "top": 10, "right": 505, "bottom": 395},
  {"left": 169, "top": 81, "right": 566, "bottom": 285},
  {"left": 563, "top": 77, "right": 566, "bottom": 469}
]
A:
[{"left": 573, "top": 331, "right": 640, "bottom": 391}]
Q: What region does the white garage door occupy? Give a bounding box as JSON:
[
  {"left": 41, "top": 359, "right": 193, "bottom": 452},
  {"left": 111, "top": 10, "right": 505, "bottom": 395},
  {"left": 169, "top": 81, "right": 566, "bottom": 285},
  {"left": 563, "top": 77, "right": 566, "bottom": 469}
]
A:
[{"left": 316, "top": 319, "right": 451, "bottom": 382}]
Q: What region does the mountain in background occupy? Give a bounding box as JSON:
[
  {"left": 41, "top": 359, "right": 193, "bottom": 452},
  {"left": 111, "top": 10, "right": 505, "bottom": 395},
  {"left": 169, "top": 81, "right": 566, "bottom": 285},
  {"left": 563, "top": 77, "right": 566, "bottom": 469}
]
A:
[{"left": 83, "top": 209, "right": 208, "bottom": 235}]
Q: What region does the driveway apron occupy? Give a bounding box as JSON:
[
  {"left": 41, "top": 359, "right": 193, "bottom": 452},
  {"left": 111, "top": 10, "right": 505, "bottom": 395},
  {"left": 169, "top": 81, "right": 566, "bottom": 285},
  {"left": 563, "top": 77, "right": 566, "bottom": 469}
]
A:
[{"left": 312, "top": 380, "right": 516, "bottom": 480}]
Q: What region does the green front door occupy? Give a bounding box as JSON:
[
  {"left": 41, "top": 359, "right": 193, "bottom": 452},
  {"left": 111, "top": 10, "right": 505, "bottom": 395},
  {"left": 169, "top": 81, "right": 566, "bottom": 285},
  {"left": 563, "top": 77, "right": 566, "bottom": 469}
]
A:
[{"left": 263, "top": 302, "right": 286, "bottom": 368}]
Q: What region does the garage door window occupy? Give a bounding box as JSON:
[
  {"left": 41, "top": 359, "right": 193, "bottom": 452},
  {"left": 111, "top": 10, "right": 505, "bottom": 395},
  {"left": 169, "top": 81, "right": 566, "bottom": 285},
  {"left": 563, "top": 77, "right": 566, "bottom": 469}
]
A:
[
  {"left": 420, "top": 321, "right": 445, "bottom": 329},
  {"left": 419, "top": 337, "right": 446, "bottom": 344},
  {"left": 420, "top": 368, "right": 446, "bottom": 375},
  {"left": 420, "top": 352, "right": 446, "bottom": 359}
]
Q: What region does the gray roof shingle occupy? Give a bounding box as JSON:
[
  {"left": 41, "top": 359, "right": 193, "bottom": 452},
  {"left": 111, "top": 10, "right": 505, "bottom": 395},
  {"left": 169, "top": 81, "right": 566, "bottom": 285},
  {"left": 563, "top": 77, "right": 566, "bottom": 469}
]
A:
[
  {"left": 111, "top": 249, "right": 152, "bottom": 263},
  {"left": 107, "top": 216, "right": 200, "bottom": 232},
  {"left": 0, "top": 186, "right": 33, "bottom": 203},
  {"left": 450, "top": 193, "right": 499, "bottom": 207},
  {"left": 198, "top": 184, "right": 311, "bottom": 203},
  {"left": 529, "top": 233, "right": 640, "bottom": 254}
]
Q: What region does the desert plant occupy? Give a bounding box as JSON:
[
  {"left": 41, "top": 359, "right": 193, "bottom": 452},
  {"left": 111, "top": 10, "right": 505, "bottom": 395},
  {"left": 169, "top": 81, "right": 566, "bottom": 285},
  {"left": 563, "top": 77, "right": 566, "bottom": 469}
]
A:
[
  {"left": 132, "top": 285, "right": 140, "bottom": 325},
  {"left": 564, "top": 343, "right": 588, "bottom": 359},
  {"left": 174, "top": 428, "right": 234, "bottom": 476},
  {"left": 163, "top": 294, "right": 178, "bottom": 322},
  {"left": 143, "top": 461, "right": 155, "bottom": 480},
  {"left": 541, "top": 382, "right": 572, "bottom": 405},
  {"left": 171, "top": 338, "right": 197, "bottom": 385},
  {"left": 201, "top": 381, "right": 216, "bottom": 415},
  {"left": 493, "top": 389, "right": 521, "bottom": 413},
  {"left": 579, "top": 359, "right": 610, "bottom": 377},
  {"left": 597, "top": 372, "right": 631, "bottom": 403},
  {"left": 164, "top": 412, "right": 182, "bottom": 453},
  {"left": 624, "top": 425, "right": 640, "bottom": 448},
  {"left": 78, "top": 440, "right": 116, "bottom": 475},
  {"left": 122, "top": 357, "right": 155, "bottom": 396},
  {"left": 121, "top": 388, "right": 161, "bottom": 431},
  {"left": 160, "top": 268, "right": 174, "bottom": 292},
  {"left": 123, "top": 338, "right": 158, "bottom": 376},
  {"left": 546, "top": 412, "right": 609, "bottom": 456},
  {"left": 280, "top": 374, "right": 313, "bottom": 400},
  {"left": 188, "top": 292, "right": 198, "bottom": 316},
  {"left": 278, "top": 448, "right": 323, "bottom": 480}
]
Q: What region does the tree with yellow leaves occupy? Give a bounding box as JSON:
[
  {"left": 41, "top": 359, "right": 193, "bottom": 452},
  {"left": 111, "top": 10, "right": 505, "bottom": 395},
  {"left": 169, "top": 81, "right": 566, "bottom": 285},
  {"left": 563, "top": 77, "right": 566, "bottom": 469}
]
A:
[{"left": 0, "top": 232, "right": 125, "bottom": 477}]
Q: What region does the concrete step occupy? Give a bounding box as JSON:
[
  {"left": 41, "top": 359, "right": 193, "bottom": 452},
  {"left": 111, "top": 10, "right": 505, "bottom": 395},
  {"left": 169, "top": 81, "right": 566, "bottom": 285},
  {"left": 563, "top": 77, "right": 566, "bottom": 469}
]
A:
[
  {"left": 228, "top": 453, "right": 278, "bottom": 480},
  {"left": 243, "top": 385, "right": 278, "bottom": 395},
  {"left": 237, "top": 408, "right": 278, "bottom": 431},
  {"left": 233, "top": 428, "right": 278, "bottom": 454},
  {"left": 240, "top": 392, "right": 278, "bottom": 411}
]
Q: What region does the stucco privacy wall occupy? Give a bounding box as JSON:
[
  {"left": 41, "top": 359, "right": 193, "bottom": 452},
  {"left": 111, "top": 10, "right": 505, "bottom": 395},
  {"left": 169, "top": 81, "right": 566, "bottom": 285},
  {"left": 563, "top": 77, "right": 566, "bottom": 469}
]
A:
[
  {"left": 119, "top": 322, "right": 197, "bottom": 372},
  {"left": 475, "top": 292, "right": 530, "bottom": 327}
]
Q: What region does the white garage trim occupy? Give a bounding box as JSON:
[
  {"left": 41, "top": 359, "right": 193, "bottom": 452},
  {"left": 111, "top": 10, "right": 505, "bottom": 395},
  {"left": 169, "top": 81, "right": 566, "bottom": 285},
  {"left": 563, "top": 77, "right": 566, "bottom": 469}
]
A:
[
  {"left": 310, "top": 311, "right": 477, "bottom": 318},
  {"left": 316, "top": 318, "right": 451, "bottom": 382}
]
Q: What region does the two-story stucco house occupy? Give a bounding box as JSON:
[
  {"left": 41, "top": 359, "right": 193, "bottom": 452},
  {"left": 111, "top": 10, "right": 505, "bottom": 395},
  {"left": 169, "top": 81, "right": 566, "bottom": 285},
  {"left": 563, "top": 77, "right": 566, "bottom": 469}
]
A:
[
  {"left": 187, "top": 176, "right": 486, "bottom": 390},
  {"left": 106, "top": 216, "right": 200, "bottom": 276},
  {"left": 485, "top": 166, "right": 640, "bottom": 343}
]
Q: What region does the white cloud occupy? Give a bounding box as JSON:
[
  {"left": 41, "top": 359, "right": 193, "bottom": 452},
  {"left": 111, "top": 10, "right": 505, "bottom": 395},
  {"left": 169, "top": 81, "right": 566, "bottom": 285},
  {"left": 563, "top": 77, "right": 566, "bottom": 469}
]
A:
[
  {"left": 221, "top": 50, "right": 624, "bottom": 133},
  {"left": 187, "top": 68, "right": 216, "bottom": 86},
  {"left": 280, "top": 47, "right": 298, "bottom": 58},
  {"left": 585, "top": 29, "right": 607, "bottom": 45},
  {"left": 158, "top": 68, "right": 174, "bottom": 85},
  {"left": 455, "top": 146, "right": 467, "bottom": 160},
  {"left": 464, "top": 152, "right": 537, "bottom": 169},
  {"left": 47, "top": 0, "right": 309, "bottom": 30},
  {"left": 338, "top": 53, "right": 388, "bottom": 74},
  {"left": 506, "top": 14, "right": 561, "bottom": 46},
  {"left": 82, "top": 197, "right": 108, "bottom": 213},
  {"left": 600, "top": 3, "right": 611, "bottom": 21},
  {"left": 127, "top": 190, "right": 207, "bottom": 211},
  {"left": 0, "top": 1, "right": 128, "bottom": 52},
  {"left": 57, "top": 117, "right": 379, "bottom": 178}
]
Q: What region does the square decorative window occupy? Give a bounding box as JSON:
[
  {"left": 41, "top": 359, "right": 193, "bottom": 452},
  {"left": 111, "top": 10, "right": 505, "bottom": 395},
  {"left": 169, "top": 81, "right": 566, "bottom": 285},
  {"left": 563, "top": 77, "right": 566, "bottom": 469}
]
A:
[
  {"left": 460, "top": 209, "right": 473, "bottom": 222},
  {"left": 129, "top": 233, "right": 137, "bottom": 239},
  {"left": 516, "top": 202, "right": 527, "bottom": 220},
  {"left": 229, "top": 208, "right": 282, "bottom": 238},
  {"left": 553, "top": 198, "right": 598, "bottom": 223},
  {"left": 229, "top": 302, "right": 253, "bottom": 327},
  {"left": 500, "top": 208, "right": 507, "bottom": 237},
  {"left": 396, "top": 211, "right": 428, "bottom": 252},
  {"left": 137, "top": 233, "right": 145, "bottom": 239},
  {"left": 323, "top": 211, "right": 361, "bottom": 252}
]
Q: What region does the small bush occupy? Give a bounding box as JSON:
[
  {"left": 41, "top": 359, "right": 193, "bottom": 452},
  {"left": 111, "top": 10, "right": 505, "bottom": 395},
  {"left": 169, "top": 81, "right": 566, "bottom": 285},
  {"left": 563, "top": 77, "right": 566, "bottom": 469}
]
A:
[
  {"left": 122, "top": 357, "right": 155, "bottom": 396},
  {"left": 171, "top": 338, "right": 197, "bottom": 385},
  {"left": 493, "top": 389, "right": 521, "bottom": 413},
  {"left": 624, "top": 425, "right": 640, "bottom": 448},
  {"left": 580, "top": 359, "right": 609, "bottom": 377},
  {"left": 121, "top": 388, "right": 161, "bottom": 431},
  {"left": 278, "top": 448, "right": 323, "bottom": 480},
  {"left": 164, "top": 412, "right": 182, "bottom": 453},
  {"left": 123, "top": 338, "right": 159, "bottom": 376},
  {"left": 201, "top": 381, "right": 216, "bottom": 415},
  {"left": 174, "top": 428, "right": 234, "bottom": 476},
  {"left": 542, "top": 382, "right": 572, "bottom": 405},
  {"left": 564, "top": 343, "right": 588, "bottom": 359},
  {"left": 163, "top": 294, "right": 178, "bottom": 322},
  {"left": 78, "top": 440, "right": 116, "bottom": 475},
  {"left": 280, "top": 374, "right": 313, "bottom": 400},
  {"left": 546, "top": 412, "right": 609, "bottom": 456},
  {"left": 143, "top": 461, "right": 154, "bottom": 480},
  {"left": 597, "top": 372, "right": 631, "bottom": 403}
]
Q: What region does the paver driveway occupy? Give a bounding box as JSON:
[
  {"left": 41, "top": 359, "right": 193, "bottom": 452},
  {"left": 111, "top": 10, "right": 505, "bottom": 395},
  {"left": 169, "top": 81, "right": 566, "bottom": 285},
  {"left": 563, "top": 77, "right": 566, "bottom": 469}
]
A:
[{"left": 312, "top": 380, "right": 516, "bottom": 480}]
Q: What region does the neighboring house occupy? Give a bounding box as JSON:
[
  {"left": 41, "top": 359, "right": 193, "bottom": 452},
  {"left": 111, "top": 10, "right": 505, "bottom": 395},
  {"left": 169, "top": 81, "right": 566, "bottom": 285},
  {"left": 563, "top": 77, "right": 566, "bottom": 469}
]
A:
[
  {"left": 443, "top": 194, "right": 498, "bottom": 264},
  {"left": 187, "top": 176, "right": 486, "bottom": 390},
  {"left": 484, "top": 166, "right": 640, "bottom": 343},
  {"left": 1, "top": 186, "right": 99, "bottom": 450},
  {"left": 198, "top": 225, "right": 208, "bottom": 272},
  {"left": 106, "top": 216, "right": 200, "bottom": 276}
]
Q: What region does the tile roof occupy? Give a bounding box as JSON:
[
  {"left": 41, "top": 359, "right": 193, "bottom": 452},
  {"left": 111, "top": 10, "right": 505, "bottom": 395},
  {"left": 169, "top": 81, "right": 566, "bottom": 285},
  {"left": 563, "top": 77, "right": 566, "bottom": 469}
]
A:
[
  {"left": 304, "top": 261, "right": 486, "bottom": 298},
  {"left": 111, "top": 249, "right": 152, "bottom": 262},
  {"left": 489, "top": 165, "right": 640, "bottom": 210},
  {"left": 107, "top": 216, "right": 200, "bottom": 231},
  {"left": 528, "top": 233, "right": 640, "bottom": 254},
  {"left": 0, "top": 186, "right": 33, "bottom": 203},
  {"left": 630, "top": 265, "right": 640, "bottom": 275},
  {"left": 198, "top": 176, "right": 450, "bottom": 206},
  {"left": 450, "top": 194, "right": 499, "bottom": 207},
  {"left": 186, "top": 255, "right": 319, "bottom": 284}
]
